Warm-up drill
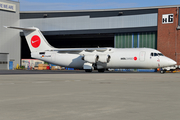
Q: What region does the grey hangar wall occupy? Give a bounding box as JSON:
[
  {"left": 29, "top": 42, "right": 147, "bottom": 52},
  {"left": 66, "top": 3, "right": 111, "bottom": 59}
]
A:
[{"left": 0, "top": 0, "right": 20, "bottom": 69}]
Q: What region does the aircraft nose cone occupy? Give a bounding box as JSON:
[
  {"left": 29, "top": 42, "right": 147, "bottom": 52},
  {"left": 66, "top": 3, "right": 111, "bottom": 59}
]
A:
[{"left": 168, "top": 60, "right": 177, "bottom": 66}]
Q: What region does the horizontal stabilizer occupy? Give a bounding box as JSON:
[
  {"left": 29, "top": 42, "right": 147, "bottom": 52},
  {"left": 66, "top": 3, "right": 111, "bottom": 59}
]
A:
[{"left": 4, "top": 26, "right": 37, "bottom": 31}]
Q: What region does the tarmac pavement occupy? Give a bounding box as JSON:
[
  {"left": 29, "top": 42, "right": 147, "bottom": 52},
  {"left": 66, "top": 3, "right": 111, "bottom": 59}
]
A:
[{"left": 0, "top": 71, "right": 180, "bottom": 120}]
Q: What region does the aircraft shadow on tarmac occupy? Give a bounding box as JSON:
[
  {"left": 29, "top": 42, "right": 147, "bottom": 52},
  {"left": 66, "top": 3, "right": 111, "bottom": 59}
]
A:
[{"left": 0, "top": 70, "right": 166, "bottom": 75}]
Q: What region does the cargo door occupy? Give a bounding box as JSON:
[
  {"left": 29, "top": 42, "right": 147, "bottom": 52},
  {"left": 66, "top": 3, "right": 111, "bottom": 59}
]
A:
[
  {"left": 51, "top": 53, "right": 56, "bottom": 62},
  {"left": 139, "top": 51, "right": 146, "bottom": 62}
]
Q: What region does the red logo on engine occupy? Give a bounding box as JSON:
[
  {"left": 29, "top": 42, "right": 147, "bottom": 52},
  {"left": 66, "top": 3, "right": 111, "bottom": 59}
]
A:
[
  {"left": 134, "top": 57, "right": 137, "bottom": 61},
  {"left": 31, "top": 35, "right": 41, "bottom": 48}
]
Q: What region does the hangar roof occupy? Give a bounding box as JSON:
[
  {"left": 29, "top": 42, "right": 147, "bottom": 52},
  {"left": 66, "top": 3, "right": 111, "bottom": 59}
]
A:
[{"left": 20, "top": 5, "right": 180, "bottom": 13}]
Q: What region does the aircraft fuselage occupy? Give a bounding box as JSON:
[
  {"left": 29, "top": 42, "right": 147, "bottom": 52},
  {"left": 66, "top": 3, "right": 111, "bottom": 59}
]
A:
[{"left": 31, "top": 48, "right": 176, "bottom": 70}]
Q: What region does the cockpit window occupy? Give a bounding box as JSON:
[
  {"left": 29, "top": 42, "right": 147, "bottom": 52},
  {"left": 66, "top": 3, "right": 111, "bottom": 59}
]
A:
[
  {"left": 151, "top": 53, "right": 153, "bottom": 56},
  {"left": 151, "top": 52, "right": 164, "bottom": 57},
  {"left": 158, "top": 53, "right": 164, "bottom": 56},
  {"left": 154, "top": 53, "right": 158, "bottom": 56}
]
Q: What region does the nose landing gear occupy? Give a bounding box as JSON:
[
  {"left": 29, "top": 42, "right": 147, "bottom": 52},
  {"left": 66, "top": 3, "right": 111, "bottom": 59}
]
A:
[{"left": 160, "top": 70, "right": 166, "bottom": 74}]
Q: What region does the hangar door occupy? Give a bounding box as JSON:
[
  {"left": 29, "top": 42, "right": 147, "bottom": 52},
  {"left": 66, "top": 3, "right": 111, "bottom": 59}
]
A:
[
  {"left": 115, "top": 32, "right": 157, "bottom": 49},
  {"left": 0, "top": 53, "right": 9, "bottom": 70}
]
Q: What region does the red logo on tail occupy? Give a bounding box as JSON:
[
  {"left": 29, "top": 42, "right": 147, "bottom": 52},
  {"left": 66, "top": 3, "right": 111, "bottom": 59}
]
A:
[{"left": 31, "top": 35, "right": 41, "bottom": 48}]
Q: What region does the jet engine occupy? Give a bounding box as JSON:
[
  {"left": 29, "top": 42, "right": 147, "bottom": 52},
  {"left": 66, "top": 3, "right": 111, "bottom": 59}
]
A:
[
  {"left": 82, "top": 54, "right": 99, "bottom": 63},
  {"left": 98, "top": 54, "right": 111, "bottom": 63}
]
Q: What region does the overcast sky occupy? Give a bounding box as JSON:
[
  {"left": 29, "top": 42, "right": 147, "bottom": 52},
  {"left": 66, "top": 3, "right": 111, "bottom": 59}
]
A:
[{"left": 19, "top": 0, "right": 180, "bottom": 11}]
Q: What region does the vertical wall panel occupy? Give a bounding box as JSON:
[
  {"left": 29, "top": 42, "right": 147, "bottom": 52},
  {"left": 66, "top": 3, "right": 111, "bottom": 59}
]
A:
[
  {"left": 115, "top": 36, "right": 117, "bottom": 48},
  {"left": 139, "top": 33, "right": 143, "bottom": 47},
  {"left": 147, "top": 33, "right": 150, "bottom": 48},
  {"left": 133, "top": 33, "right": 138, "bottom": 48},
  {"left": 179, "top": 7, "right": 180, "bottom": 26},
  {"left": 142, "top": 33, "right": 146, "bottom": 47},
  {"left": 128, "top": 34, "right": 132, "bottom": 48},
  {"left": 150, "top": 32, "right": 154, "bottom": 48},
  {"left": 132, "top": 34, "right": 134, "bottom": 48},
  {"left": 122, "top": 34, "right": 125, "bottom": 48},
  {"left": 125, "top": 34, "right": 128, "bottom": 48}
]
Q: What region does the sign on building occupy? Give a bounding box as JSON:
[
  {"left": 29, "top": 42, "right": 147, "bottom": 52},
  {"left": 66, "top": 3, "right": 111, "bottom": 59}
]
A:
[
  {"left": 162, "top": 14, "right": 173, "bottom": 24},
  {"left": 0, "top": 2, "right": 16, "bottom": 12}
]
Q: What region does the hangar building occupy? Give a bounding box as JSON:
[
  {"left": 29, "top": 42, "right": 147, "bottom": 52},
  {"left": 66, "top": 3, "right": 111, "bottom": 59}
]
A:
[
  {"left": 20, "top": 5, "right": 180, "bottom": 65},
  {"left": 0, "top": 0, "right": 19, "bottom": 70},
  {"left": 0, "top": 0, "right": 180, "bottom": 69}
]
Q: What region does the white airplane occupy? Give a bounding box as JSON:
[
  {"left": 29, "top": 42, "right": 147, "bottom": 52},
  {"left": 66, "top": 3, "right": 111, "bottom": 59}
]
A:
[{"left": 5, "top": 26, "right": 177, "bottom": 73}]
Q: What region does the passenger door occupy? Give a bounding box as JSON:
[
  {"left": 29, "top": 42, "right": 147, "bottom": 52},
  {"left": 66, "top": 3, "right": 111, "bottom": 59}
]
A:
[{"left": 139, "top": 51, "right": 146, "bottom": 62}]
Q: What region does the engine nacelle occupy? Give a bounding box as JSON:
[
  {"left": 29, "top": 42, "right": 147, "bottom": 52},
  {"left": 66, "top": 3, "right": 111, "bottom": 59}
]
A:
[
  {"left": 98, "top": 54, "right": 111, "bottom": 63},
  {"left": 82, "top": 54, "right": 99, "bottom": 63}
]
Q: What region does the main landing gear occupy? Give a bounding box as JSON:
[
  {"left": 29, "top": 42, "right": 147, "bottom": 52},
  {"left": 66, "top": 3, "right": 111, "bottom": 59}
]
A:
[
  {"left": 85, "top": 69, "right": 105, "bottom": 73},
  {"left": 84, "top": 63, "right": 106, "bottom": 73},
  {"left": 97, "top": 69, "right": 105, "bottom": 72},
  {"left": 85, "top": 69, "right": 92, "bottom": 72}
]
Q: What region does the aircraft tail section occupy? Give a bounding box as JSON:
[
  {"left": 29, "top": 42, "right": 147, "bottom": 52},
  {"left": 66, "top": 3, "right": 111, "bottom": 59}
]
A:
[{"left": 5, "top": 26, "right": 54, "bottom": 52}]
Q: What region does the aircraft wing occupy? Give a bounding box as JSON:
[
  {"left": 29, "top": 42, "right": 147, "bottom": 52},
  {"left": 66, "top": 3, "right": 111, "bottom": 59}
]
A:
[{"left": 52, "top": 48, "right": 109, "bottom": 52}]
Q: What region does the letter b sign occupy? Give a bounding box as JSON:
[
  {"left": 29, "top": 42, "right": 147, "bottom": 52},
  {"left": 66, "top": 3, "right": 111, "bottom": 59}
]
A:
[{"left": 162, "top": 14, "right": 173, "bottom": 24}]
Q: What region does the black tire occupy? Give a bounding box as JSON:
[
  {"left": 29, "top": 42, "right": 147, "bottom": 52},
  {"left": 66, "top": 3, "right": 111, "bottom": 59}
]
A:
[
  {"left": 98, "top": 69, "right": 105, "bottom": 72},
  {"left": 160, "top": 70, "right": 165, "bottom": 74},
  {"left": 85, "top": 69, "right": 92, "bottom": 72}
]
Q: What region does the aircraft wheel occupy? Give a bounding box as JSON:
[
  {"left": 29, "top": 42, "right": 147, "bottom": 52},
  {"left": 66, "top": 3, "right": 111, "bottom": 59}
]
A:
[
  {"left": 98, "top": 69, "right": 105, "bottom": 72},
  {"left": 85, "top": 69, "right": 92, "bottom": 72},
  {"left": 160, "top": 70, "right": 165, "bottom": 74}
]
